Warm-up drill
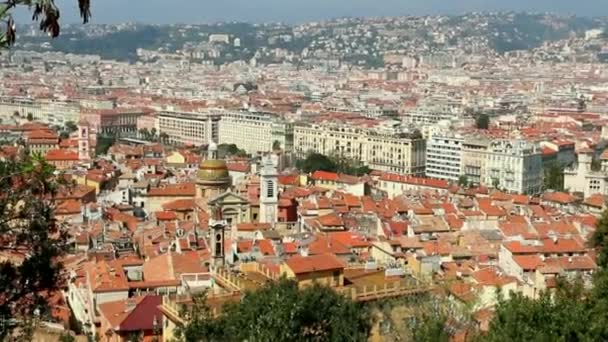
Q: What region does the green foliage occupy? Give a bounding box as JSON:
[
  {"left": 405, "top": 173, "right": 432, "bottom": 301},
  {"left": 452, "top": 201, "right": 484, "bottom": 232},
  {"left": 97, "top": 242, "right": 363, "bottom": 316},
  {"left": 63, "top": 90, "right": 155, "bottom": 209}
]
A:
[
  {"left": 296, "top": 152, "right": 371, "bottom": 176},
  {"left": 217, "top": 144, "right": 247, "bottom": 158},
  {"left": 0, "top": 154, "right": 68, "bottom": 338},
  {"left": 479, "top": 208, "right": 608, "bottom": 341},
  {"left": 543, "top": 164, "right": 564, "bottom": 191},
  {"left": 26, "top": 112, "right": 33, "bottom": 121},
  {"left": 483, "top": 278, "right": 591, "bottom": 342},
  {"left": 475, "top": 114, "right": 489, "bottom": 130},
  {"left": 64, "top": 121, "right": 78, "bottom": 133},
  {"left": 178, "top": 279, "right": 372, "bottom": 341},
  {"left": 95, "top": 134, "right": 116, "bottom": 156},
  {"left": 296, "top": 153, "right": 337, "bottom": 174},
  {"left": 272, "top": 140, "right": 281, "bottom": 151},
  {"left": 59, "top": 332, "right": 76, "bottom": 342},
  {"left": 591, "top": 210, "right": 608, "bottom": 269},
  {"left": 0, "top": 0, "right": 91, "bottom": 48},
  {"left": 458, "top": 175, "right": 469, "bottom": 187},
  {"left": 591, "top": 158, "right": 602, "bottom": 172}
]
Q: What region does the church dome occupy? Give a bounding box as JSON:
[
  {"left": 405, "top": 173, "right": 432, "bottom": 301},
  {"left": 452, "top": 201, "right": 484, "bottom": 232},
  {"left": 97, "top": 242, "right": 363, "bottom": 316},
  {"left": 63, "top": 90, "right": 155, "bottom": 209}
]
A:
[{"left": 197, "top": 159, "right": 230, "bottom": 183}]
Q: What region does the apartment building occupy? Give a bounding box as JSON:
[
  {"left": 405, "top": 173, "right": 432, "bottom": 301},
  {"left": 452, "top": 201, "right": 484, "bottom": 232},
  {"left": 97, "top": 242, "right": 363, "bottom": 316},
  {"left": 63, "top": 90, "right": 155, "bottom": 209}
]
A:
[
  {"left": 0, "top": 97, "right": 80, "bottom": 125},
  {"left": 218, "top": 110, "right": 293, "bottom": 154},
  {"left": 294, "top": 121, "right": 425, "bottom": 175},
  {"left": 158, "top": 110, "right": 220, "bottom": 146},
  {"left": 483, "top": 139, "right": 543, "bottom": 195},
  {"left": 461, "top": 138, "right": 490, "bottom": 185},
  {"left": 426, "top": 132, "right": 463, "bottom": 182},
  {"left": 564, "top": 150, "right": 608, "bottom": 198},
  {"left": 81, "top": 108, "right": 147, "bottom": 135}
]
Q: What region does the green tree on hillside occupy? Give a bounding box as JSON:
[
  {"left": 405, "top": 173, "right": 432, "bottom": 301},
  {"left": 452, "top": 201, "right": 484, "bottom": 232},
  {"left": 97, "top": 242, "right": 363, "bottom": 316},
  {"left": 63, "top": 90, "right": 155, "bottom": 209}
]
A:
[{"left": 177, "top": 279, "right": 372, "bottom": 341}]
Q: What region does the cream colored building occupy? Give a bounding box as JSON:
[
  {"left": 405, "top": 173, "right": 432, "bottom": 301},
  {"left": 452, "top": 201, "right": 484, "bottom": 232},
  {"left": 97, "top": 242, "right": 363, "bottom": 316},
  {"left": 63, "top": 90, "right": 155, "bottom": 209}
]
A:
[
  {"left": 218, "top": 110, "right": 293, "bottom": 154},
  {"left": 158, "top": 110, "right": 220, "bottom": 146},
  {"left": 564, "top": 151, "right": 608, "bottom": 197},
  {"left": 294, "top": 121, "right": 425, "bottom": 175},
  {"left": 461, "top": 137, "right": 490, "bottom": 186},
  {"left": 0, "top": 96, "right": 80, "bottom": 125}
]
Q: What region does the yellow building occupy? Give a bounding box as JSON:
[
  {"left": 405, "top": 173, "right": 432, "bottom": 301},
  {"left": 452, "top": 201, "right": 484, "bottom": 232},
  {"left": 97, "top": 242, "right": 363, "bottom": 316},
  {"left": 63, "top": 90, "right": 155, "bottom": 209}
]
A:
[{"left": 281, "top": 254, "right": 345, "bottom": 288}]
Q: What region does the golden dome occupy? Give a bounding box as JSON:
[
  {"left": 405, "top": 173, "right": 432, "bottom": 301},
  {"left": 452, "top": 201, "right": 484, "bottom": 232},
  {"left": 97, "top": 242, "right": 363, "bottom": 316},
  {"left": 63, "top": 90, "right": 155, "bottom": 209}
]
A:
[{"left": 197, "top": 159, "right": 230, "bottom": 183}]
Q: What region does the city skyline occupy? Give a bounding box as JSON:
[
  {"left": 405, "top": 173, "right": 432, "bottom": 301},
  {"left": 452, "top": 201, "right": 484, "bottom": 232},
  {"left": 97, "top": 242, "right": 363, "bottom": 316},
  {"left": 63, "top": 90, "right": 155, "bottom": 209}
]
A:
[{"left": 13, "top": 0, "right": 608, "bottom": 25}]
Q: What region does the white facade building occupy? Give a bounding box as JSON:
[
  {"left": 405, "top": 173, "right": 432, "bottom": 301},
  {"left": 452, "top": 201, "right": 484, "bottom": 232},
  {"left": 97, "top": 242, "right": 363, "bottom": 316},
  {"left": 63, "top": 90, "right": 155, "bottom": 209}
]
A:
[
  {"left": 158, "top": 110, "right": 220, "bottom": 146},
  {"left": 0, "top": 96, "right": 80, "bottom": 125},
  {"left": 483, "top": 139, "right": 543, "bottom": 195},
  {"left": 426, "top": 133, "right": 463, "bottom": 182},
  {"left": 218, "top": 110, "right": 293, "bottom": 154},
  {"left": 564, "top": 151, "right": 608, "bottom": 198}
]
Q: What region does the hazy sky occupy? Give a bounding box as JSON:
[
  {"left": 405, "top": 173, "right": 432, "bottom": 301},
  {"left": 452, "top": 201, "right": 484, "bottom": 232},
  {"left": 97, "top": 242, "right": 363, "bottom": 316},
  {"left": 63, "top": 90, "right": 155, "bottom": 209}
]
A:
[{"left": 14, "top": 0, "right": 608, "bottom": 24}]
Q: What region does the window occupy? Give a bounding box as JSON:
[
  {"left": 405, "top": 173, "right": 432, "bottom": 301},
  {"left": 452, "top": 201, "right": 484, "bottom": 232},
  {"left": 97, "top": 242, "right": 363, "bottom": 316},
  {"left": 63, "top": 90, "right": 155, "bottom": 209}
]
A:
[
  {"left": 266, "top": 180, "right": 274, "bottom": 198},
  {"left": 333, "top": 270, "right": 340, "bottom": 285}
]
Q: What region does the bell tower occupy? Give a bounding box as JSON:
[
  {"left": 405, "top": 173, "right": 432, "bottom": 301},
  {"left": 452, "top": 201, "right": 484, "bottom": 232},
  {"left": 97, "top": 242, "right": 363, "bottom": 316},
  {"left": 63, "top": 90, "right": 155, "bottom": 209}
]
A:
[
  {"left": 209, "top": 206, "right": 227, "bottom": 268},
  {"left": 77, "top": 120, "right": 90, "bottom": 161},
  {"left": 259, "top": 155, "right": 278, "bottom": 225}
]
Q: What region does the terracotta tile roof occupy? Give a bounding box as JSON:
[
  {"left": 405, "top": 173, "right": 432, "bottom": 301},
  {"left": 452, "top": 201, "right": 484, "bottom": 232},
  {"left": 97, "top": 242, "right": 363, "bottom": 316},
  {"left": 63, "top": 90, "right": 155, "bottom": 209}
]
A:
[
  {"left": 512, "top": 255, "right": 543, "bottom": 271},
  {"left": 308, "top": 234, "right": 351, "bottom": 255},
  {"left": 317, "top": 213, "right": 344, "bottom": 227},
  {"left": 162, "top": 199, "right": 196, "bottom": 211},
  {"left": 236, "top": 222, "right": 272, "bottom": 232},
  {"left": 449, "top": 281, "right": 477, "bottom": 302},
  {"left": 257, "top": 239, "right": 275, "bottom": 256},
  {"left": 148, "top": 183, "right": 196, "bottom": 197},
  {"left": 56, "top": 200, "right": 81, "bottom": 215},
  {"left": 227, "top": 162, "right": 250, "bottom": 173},
  {"left": 422, "top": 240, "right": 452, "bottom": 256},
  {"left": 98, "top": 296, "right": 162, "bottom": 332},
  {"left": 543, "top": 256, "right": 597, "bottom": 271},
  {"left": 278, "top": 175, "right": 300, "bottom": 186},
  {"left": 472, "top": 267, "right": 517, "bottom": 287},
  {"left": 285, "top": 253, "right": 345, "bottom": 275},
  {"left": 27, "top": 129, "right": 58, "bottom": 140},
  {"left": 533, "top": 221, "right": 578, "bottom": 238},
  {"left": 311, "top": 170, "right": 339, "bottom": 181},
  {"left": 237, "top": 240, "right": 254, "bottom": 253},
  {"left": 503, "top": 241, "right": 539, "bottom": 254},
  {"left": 540, "top": 238, "right": 586, "bottom": 254},
  {"left": 511, "top": 194, "right": 530, "bottom": 205},
  {"left": 446, "top": 214, "right": 464, "bottom": 230},
  {"left": 542, "top": 192, "right": 577, "bottom": 205},
  {"left": 379, "top": 173, "right": 450, "bottom": 189},
  {"left": 584, "top": 193, "right": 606, "bottom": 208},
  {"left": 477, "top": 198, "right": 507, "bottom": 217},
  {"left": 45, "top": 149, "right": 79, "bottom": 161},
  {"left": 155, "top": 211, "right": 177, "bottom": 221},
  {"left": 327, "top": 231, "right": 371, "bottom": 248}
]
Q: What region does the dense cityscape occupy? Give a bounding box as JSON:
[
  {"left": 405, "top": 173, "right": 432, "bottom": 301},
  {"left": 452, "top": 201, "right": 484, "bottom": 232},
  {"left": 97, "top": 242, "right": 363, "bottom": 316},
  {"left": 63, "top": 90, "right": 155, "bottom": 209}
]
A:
[{"left": 2, "top": 7, "right": 608, "bottom": 342}]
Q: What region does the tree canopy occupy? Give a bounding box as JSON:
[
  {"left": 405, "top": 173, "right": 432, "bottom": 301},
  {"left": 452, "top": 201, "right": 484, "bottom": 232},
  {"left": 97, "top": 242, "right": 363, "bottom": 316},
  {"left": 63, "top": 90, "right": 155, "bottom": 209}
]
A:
[
  {"left": 296, "top": 152, "right": 371, "bottom": 176},
  {"left": 177, "top": 279, "right": 372, "bottom": 342},
  {"left": 0, "top": 153, "right": 68, "bottom": 338},
  {"left": 0, "top": 0, "right": 91, "bottom": 48},
  {"left": 543, "top": 163, "right": 564, "bottom": 191},
  {"left": 475, "top": 114, "right": 490, "bottom": 130}
]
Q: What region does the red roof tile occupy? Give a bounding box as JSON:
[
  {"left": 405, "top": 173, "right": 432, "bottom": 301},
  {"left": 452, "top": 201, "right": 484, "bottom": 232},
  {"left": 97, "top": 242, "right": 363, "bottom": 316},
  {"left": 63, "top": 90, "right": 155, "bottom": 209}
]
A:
[{"left": 285, "top": 253, "right": 345, "bottom": 275}]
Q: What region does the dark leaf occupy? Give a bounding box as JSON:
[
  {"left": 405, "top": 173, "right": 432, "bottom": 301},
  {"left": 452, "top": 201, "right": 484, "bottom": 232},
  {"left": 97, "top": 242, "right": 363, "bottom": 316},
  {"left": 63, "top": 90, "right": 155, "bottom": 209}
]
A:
[
  {"left": 5, "top": 17, "right": 15, "bottom": 46},
  {"left": 78, "top": 0, "right": 91, "bottom": 24}
]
